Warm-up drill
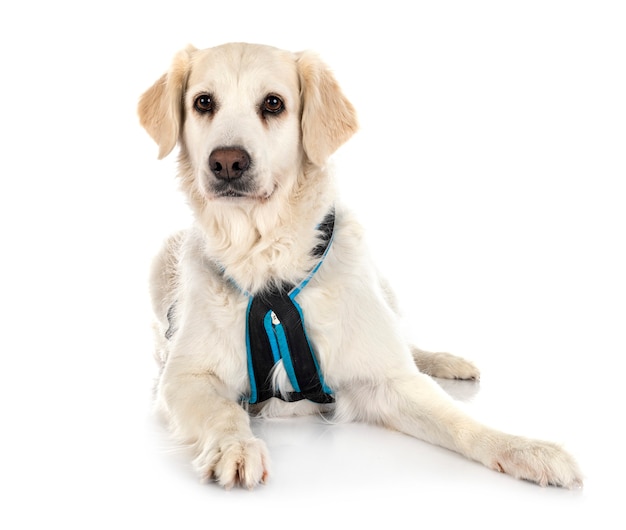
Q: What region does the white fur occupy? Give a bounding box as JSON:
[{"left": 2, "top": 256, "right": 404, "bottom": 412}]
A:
[{"left": 139, "top": 42, "right": 582, "bottom": 490}]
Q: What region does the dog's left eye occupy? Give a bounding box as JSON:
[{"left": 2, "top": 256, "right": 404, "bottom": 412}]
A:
[{"left": 262, "top": 94, "right": 285, "bottom": 115}]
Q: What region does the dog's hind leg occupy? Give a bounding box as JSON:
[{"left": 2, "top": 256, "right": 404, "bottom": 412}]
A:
[
  {"left": 410, "top": 346, "right": 480, "bottom": 381},
  {"left": 336, "top": 373, "right": 582, "bottom": 488},
  {"left": 377, "top": 276, "right": 480, "bottom": 381},
  {"left": 149, "top": 231, "right": 185, "bottom": 367}
]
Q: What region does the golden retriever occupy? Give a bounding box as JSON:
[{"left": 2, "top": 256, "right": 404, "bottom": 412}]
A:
[{"left": 138, "top": 42, "right": 582, "bottom": 489}]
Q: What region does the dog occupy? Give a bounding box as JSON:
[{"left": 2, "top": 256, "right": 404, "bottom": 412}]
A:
[{"left": 138, "top": 42, "right": 582, "bottom": 489}]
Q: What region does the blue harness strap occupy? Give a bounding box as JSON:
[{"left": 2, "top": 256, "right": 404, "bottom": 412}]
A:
[{"left": 245, "top": 211, "right": 335, "bottom": 404}]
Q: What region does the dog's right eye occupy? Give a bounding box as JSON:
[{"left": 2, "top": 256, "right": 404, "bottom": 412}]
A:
[{"left": 193, "top": 94, "right": 214, "bottom": 114}]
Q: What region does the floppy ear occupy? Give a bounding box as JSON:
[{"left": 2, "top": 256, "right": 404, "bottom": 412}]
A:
[
  {"left": 296, "top": 51, "right": 358, "bottom": 166},
  {"left": 138, "top": 45, "right": 196, "bottom": 159}
]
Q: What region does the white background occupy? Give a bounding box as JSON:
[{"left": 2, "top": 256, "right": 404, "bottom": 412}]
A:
[{"left": 1, "top": 1, "right": 624, "bottom": 528}]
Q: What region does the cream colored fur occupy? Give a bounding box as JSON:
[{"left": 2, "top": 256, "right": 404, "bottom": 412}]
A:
[{"left": 138, "top": 42, "right": 582, "bottom": 489}]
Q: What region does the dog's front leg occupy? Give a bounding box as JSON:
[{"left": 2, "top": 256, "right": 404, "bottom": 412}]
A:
[
  {"left": 337, "top": 373, "right": 582, "bottom": 488},
  {"left": 158, "top": 359, "right": 269, "bottom": 489}
]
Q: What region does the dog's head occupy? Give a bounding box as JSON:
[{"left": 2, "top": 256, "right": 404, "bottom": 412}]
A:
[{"left": 138, "top": 43, "right": 357, "bottom": 204}]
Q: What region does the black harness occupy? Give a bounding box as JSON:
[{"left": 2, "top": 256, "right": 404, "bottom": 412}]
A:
[{"left": 244, "top": 211, "right": 335, "bottom": 404}]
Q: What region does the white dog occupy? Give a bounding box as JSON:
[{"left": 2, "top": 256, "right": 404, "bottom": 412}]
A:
[{"left": 138, "top": 42, "right": 582, "bottom": 489}]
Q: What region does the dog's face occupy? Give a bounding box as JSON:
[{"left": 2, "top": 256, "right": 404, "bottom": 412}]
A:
[
  {"left": 139, "top": 43, "right": 358, "bottom": 207},
  {"left": 183, "top": 45, "right": 302, "bottom": 201}
]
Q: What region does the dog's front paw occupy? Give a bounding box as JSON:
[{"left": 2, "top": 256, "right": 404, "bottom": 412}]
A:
[
  {"left": 196, "top": 437, "right": 270, "bottom": 489},
  {"left": 490, "top": 437, "right": 583, "bottom": 489}
]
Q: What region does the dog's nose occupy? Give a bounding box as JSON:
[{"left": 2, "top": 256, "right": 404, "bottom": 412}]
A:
[{"left": 209, "top": 148, "right": 251, "bottom": 180}]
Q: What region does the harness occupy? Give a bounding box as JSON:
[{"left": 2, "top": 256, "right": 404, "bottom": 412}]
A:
[
  {"left": 245, "top": 211, "right": 335, "bottom": 404},
  {"left": 165, "top": 211, "right": 335, "bottom": 405}
]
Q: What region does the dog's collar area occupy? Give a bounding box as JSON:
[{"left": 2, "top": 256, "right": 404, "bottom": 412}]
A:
[
  {"left": 198, "top": 209, "right": 334, "bottom": 298},
  {"left": 245, "top": 209, "right": 335, "bottom": 404},
  {"left": 311, "top": 210, "right": 335, "bottom": 259}
]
